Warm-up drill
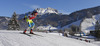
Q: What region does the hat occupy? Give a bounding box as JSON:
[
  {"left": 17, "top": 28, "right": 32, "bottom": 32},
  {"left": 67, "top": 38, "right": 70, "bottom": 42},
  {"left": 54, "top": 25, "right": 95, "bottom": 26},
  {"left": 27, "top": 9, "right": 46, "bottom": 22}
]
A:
[{"left": 33, "top": 10, "right": 38, "bottom": 13}]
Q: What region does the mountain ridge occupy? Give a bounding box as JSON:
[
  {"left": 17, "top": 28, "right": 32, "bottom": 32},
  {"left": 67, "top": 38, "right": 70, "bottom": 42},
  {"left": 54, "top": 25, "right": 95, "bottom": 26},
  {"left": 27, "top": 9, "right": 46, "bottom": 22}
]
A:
[{"left": 1, "top": 6, "right": 100, "bottom": 30}]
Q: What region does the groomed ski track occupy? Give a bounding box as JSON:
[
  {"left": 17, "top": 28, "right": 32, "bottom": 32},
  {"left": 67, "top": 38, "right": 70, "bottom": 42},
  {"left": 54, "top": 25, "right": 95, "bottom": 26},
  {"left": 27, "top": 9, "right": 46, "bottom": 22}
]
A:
[{"left": 0, "top": 30, "right": 97, "bottom": 46}]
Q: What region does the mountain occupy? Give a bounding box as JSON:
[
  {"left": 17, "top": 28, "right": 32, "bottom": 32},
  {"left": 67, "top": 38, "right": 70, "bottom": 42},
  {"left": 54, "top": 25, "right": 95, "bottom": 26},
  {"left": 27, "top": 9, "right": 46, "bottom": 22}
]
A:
[
  {"left": 17, "top": 13, "right": 68, "bottom": 30},
  {"left": 17, "top": 7, "right": 68, "bottom": 30},
  {"left": 1, "top": 6, "right": 100, "bottom": 30},
  {"left": 0, "top": 16, "right": 10, "bottom": 30},
  {"left": 35, "top": 7, "right": 58, "bottom": 15},
  {"left": 65, "top": 6, "right": 100, "bottom": 25},
  {"left": 56, "top": 6, "right": 100, "bottom": 27},
  {"left": 62, "top": 14, "right": 100, "bottom": 34},
  {"left": 0, "top": 7, "right": 65, "bottom": 30}
]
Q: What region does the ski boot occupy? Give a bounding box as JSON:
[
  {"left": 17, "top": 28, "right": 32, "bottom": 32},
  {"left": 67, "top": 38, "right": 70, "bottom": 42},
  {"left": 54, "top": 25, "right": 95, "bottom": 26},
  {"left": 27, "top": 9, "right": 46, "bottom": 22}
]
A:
[
  {"left": 30, "top": 29, "right": 34, "bottom": 34},
  {"left": 23, "top": 29, "right": 27, "bottom": 34}
]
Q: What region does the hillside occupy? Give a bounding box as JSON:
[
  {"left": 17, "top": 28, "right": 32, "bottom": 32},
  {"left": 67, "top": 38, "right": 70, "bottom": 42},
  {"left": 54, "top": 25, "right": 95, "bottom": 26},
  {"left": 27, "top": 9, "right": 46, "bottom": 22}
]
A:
[
  {"left": 81, "top": 14, "right": 100, "bottom": 34},
  {"left": 1, "top": 6, "right": 100, "bottom": 30},
  {"left": 62, "top": 14, "right": 100, "bottom": 34},
  {"left": 0, "top": 17, "right": 10, "bottom": 30}
]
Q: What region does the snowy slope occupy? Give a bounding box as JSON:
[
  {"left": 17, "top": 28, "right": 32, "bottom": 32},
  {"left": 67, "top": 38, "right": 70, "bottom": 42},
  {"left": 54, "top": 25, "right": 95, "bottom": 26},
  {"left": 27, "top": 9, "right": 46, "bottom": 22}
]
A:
[
  {"left": 62, "top": 14, "right": 100, "bottom": 34},
  {"left": 62, "top": 20, "right": 82, "bottom": 30},
  {"left": 0, "top": 30, "right": 97, "bottom": 46},
  {"left": 81, "top": 14, "right": 100, "bottom": 34},
  {"left": 81, "top": 18, "right": 96, "bottom": 33}
]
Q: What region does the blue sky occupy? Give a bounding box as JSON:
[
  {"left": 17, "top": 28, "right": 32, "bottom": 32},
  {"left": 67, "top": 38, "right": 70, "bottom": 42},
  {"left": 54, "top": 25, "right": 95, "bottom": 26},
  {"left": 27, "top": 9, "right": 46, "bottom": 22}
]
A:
[{"left": 0, "top": 0, "right": 100, "bottom": 17}]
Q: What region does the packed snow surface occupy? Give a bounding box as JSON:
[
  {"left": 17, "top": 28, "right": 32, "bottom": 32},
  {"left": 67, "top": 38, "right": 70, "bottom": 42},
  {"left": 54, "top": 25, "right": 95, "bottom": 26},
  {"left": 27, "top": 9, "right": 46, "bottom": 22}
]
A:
[{"left": 0, "top": 30, "right": 98, "bottom": 46}]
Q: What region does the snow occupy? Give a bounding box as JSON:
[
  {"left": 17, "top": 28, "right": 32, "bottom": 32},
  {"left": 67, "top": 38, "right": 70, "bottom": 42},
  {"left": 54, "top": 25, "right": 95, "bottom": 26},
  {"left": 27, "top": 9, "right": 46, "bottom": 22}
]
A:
[
  {"left": 81, "top": 14, "right": 100, "bottom": 34},
  {"left": 62, "top": 14, "right": 100, "bottom": 34},
  {"left": 36, "top": 25, "right": 57, "bottom": 30},
  {"left": 0, "top": 30, "right": 98, "bottom": 46},
  {"left": 5, "top": 17, "right": 10, "bottom": 21},
  {"left": 81, "top": 18, "right": 96, "bottom": 33},
  {"left": 62, "top": 20, "right": 82, "bottom": 30},
  {"left": 36, "top": 7, "right": 58, "bottom": 15},
  {"left": 92, "top": 42, "right": 100, "bottom": 46},
  {"left": 87, "top": 36, "right": 96, "bottom": 39}
]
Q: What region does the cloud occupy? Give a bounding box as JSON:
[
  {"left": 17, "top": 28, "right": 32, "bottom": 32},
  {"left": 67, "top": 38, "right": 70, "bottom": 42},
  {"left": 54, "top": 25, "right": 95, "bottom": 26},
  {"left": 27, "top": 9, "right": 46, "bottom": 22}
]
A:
[
  {"left": 30, "top": 5, "right": 40, "bottom": 9},
  {"left": 59, "top": 10, "right": 71, "bottom": 14},
  {"left": 23, "top": 4, "right": 40, "bottom": 9}
]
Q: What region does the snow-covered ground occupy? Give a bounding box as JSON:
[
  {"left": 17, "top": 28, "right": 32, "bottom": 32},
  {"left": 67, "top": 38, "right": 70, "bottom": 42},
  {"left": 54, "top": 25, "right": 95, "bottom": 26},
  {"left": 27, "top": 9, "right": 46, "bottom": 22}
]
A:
[
  {"left": 36, "top": 25, "right": 57, "bottom": 30},
  {"left": 0, "top": 30, "right": 98, "bottom": 46}
]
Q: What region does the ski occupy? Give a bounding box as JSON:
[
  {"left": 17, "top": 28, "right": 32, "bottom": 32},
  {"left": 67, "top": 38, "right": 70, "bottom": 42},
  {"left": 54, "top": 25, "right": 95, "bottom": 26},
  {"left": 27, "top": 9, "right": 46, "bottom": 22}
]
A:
[
  {"left": 20, "top": 32, "right": 31, "bottom": 37},
  {"left": 29, "top": 33, "right": 44, "bottom": 37},
  {"left": 20, "top": 32, "right": 43, "bottom": 37}
]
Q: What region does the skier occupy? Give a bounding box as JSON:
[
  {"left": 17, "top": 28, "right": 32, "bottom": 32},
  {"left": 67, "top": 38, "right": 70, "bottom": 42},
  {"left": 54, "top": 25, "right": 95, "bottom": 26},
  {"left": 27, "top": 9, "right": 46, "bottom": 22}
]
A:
[{"left": 23, "top": 10, "right": 38, "bottom": 34}]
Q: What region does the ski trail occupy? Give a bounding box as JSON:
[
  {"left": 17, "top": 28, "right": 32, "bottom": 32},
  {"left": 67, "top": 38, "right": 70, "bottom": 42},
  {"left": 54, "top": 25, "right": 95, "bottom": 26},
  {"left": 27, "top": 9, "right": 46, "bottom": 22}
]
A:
[
  {"left": 0, "top": 30, "right": 98, "bottom": 46},
  {"left": 0, "top": 34, "right": 20, "bottom": 46}
]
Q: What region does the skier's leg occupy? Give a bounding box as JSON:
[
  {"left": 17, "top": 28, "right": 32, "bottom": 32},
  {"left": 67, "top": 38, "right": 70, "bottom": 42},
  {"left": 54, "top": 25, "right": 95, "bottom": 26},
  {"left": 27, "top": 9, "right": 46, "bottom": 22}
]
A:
[
  {"left": 30, "top": 22, "right": 35, "bottom": 34},
  {"left": 23, "top": 22, "right": 31, "bottom": 34},
  {"left": 23, "top": 29, "right": 27, "bottom": 34},
  {"left": 27, "top": 22, "right": 31, "bottom": 30},
  {"left": 31, "top": 23, "right": 35, "bottom": 30}
]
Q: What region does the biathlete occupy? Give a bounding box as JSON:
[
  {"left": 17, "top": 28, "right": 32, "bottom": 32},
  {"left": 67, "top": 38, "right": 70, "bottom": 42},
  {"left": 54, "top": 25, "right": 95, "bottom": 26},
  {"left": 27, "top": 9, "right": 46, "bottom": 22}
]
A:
[{"left": 23, "top": 10, "right": 38, "bottom": 34}]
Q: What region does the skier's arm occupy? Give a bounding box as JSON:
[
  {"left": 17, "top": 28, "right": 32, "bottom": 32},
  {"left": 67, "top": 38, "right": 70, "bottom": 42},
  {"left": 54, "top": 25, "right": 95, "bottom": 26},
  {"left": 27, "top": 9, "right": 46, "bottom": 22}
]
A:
[
  {"left": 29, "top": 12, "right": 37, "bottom": 19},
  {"left": 29, "top": 16, "right": 35, "bottom": 19},
  {"left": 23, "top": 15, "right": 27, "bottom": 20}
]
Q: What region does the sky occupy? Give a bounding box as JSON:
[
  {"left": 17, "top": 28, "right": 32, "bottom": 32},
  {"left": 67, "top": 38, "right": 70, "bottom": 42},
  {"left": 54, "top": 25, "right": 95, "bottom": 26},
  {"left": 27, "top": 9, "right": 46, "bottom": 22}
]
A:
[{"left": 0, "top": 0, "right": 100, "bottom": 17}]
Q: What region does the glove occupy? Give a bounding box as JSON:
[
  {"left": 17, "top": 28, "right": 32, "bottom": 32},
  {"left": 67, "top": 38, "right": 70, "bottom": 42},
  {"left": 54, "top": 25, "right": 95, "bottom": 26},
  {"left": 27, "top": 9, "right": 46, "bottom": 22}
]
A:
[
  {"left": 23, "top": 15, "right": 27, "bottom": 20},
  {"left": 23, "top": 17, "right": 26, "bottom": 20}
]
